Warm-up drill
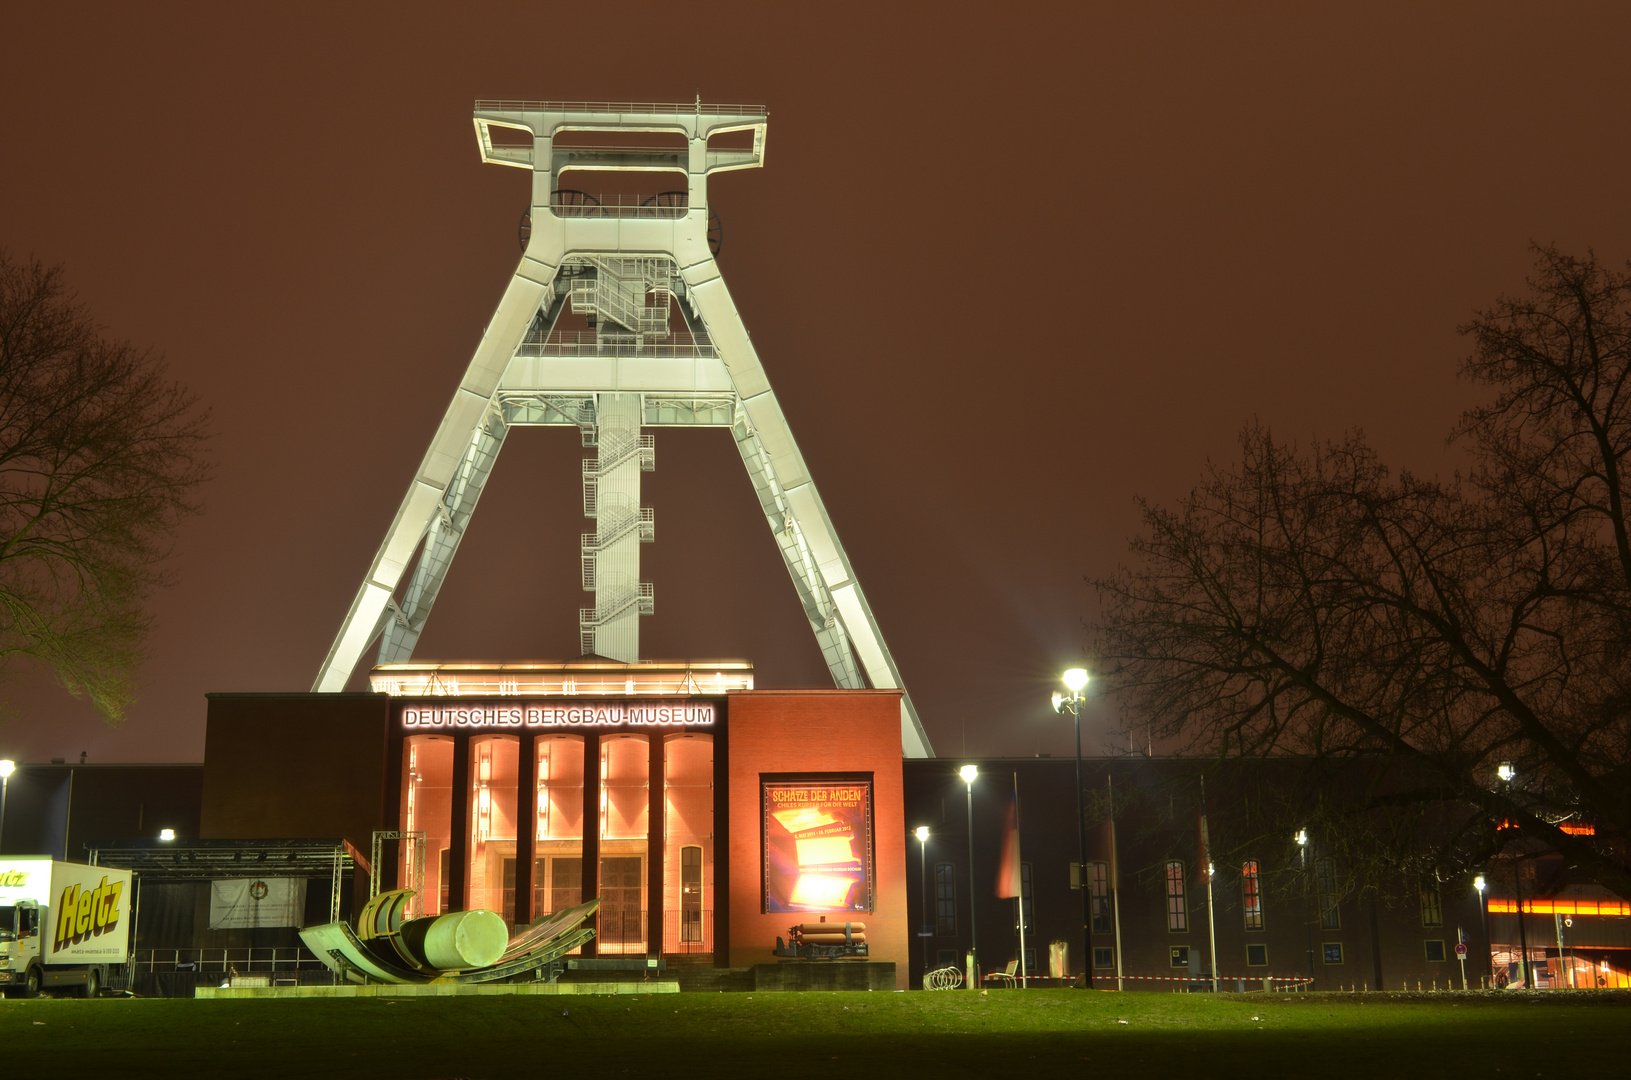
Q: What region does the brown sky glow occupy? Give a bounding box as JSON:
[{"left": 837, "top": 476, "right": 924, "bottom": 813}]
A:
[{"left": 2, "top": 3, "right": 1629, "bottom": 764}]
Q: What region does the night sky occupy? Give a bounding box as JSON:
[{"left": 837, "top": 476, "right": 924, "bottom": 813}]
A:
[{"left": 2, "top": 4, "right": 1629, "bottom": 765}]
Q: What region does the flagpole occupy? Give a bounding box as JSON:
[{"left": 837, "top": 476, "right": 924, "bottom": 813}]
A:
[
  {"left": 1207, "top": 871, "right": 1219, "bottom": 993},
  {"left": 1202, "top": 774, "right": 1218, "bottom": 994},
  {"left": 1014, "top": 771, "right": 1027, "bottom": 989},
  {"left": 1109, "top": 774, "right": 1124, "bottom": 991}
]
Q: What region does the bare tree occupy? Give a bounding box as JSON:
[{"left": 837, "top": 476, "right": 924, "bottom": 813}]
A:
[
  {"left": 1092, "top": 247, "right": 1631, "bottom": 901},
  {"left": 0, "top": 251, "right": 211, "bottom": 722}
]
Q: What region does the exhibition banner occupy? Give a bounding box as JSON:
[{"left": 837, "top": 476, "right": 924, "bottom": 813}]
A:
[
  {"left": 762, "top": 777, "right": 873, "bottom": 913},
  {"left": 208, "top": 878, "right": 308, "bottom": 929}
]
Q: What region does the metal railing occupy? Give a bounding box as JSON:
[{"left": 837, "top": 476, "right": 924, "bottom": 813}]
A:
[
  {"left": 545, "top": 194, "right": 699, "bottom": 220},
  {"left": 477, "top": 100, "right": 765, "bottom": 117},
  {"left": 580, "top": 583, "right": 655, "bottom": 627},
  {"left": 516, "top": 330, "right": 716, "bottom": 359},
  {"left": 516, "top": 338, "right": 718, "bottom": 359},
  {"left": 663, "top": 909, "right": 712, "bottom": 953},
  {"left": 568, "top": 270, "right": 670, "bottom": 335},
  {"left": 550, "top": 143, "right": 691, "bottom": 156},
  {"left": 1098, "top": 974, "right": 1316, "bottom": 992},
  {"left": 582, "top": 439, "right": 655, "bottom": 481},
  {"left": 582, "top": 507, "right": 656, "bottom": 552},
  {"left": 597, "top": 908, "right": 648, "bottom": 955},
  {"left": 130, "top": 947, "right": 327, "bottom": 973}
]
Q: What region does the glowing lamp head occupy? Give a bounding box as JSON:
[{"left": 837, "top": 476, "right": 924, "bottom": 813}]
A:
[
  {"left": 1473, "top": 873, "right": 1487, "bottom": 893},
  {"left": 0, "top": 758, "right": 14, "bottom": 779},
  {"left": 1050, "top": 691, "right": 1064, "bottom": 713},
  {"left": 159, "top": 828, "right": 176, "bottom": 842},
  {"left": 915, "top": 826, "right": 930, "bottom": 843},
  {"left": 1497, "top": 762, "right": 1516, "bottom": 783},
  {"left": 959, "top": 764, "right": 978, "bottom": 785},
  {"left": 1062, "top": 668, "right": 1089, "bottom": 693},
  {"left": 1294, "top": 828, "right": 1308, "bottom": 847}
]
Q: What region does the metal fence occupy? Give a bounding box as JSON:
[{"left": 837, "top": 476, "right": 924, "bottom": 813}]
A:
[
  {"left": 114, "top": 948, "right": 335, "bottom": 997},
  {"left": 664, "top": 909, "right": 712, "bottom": 954},
  {"left": 129, "top": 947, "right": 327, "bottom": 973},
  {"left": 588, "top": 908, "right": 715, "bottom": 956}
]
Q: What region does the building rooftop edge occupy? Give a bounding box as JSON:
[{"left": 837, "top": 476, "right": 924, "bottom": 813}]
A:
[{"left": 371, "top": 659, "right": 753, "bottom": 672}]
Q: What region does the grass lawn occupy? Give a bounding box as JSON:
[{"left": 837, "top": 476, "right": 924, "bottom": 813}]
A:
[{"left": 3, "top": 988, "right": 1624, "bottom": 1079}]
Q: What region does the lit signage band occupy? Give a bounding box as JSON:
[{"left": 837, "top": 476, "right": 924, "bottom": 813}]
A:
[{"left": 399, "top": 701, "right": 715, "bottom": 732}]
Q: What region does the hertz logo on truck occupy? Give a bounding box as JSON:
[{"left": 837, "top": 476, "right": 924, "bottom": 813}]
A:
[{"left": 53, "top": 877, "right": 124, "bottom": 952}]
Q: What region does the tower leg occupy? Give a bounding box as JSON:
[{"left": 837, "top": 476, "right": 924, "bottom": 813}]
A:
[
  {"left": 379, "top": 408, "right": 509, "bottom": 663},
  {"left": 313, "top": 260, "right": 557, "bottom": 691},
  {"left": 686, "top": 271, "right": 933, "bottom": 756},
  {"left": 732, "top": 409, "right": 863, "bottom": 689}
]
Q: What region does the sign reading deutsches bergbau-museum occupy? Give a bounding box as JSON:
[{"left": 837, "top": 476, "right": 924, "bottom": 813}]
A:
[{"left": 397, "top": 700, "right": 717, "bottom": 732}]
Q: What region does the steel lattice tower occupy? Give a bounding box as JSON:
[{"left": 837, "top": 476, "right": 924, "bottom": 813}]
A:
[{"left": 313, "top": 100, "right": 931, "bottom": 757}]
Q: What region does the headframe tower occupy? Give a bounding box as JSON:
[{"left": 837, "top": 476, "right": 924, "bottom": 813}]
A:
[{"left": 312, "top": 100, "right": 932, "bottom": 757}]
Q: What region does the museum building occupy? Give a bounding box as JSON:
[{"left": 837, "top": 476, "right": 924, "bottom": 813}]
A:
[{"left": 196, "top": 659, "right": 912, "bottom": 988}]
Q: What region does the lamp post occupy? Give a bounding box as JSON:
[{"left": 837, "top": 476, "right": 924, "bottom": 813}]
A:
[
  {"left": 1474, "top": 873, "right": 1489, "bottom": 987},
  {"left": 916, "top": 825, "right": 931, "bottom": 979},
  {"left": 1296, "top": 828, "right": 1314, "bottom": 985},
  {"left": 0, "top": 759, "right": 14, "bottom": 855},
  {"left": 1497, "top": 762, "right": 1532, "bottom": 988},
  {"left": 959, "top": 764, "right": 978, "bottom": 989},
  {"left": 1051, "top": 667, "right": 1092, "bottom": 988}
]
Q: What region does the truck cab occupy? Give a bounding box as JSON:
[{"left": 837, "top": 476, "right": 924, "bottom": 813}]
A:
[{"left": 0, "top": 899, "right": 44, "bottom": 997}]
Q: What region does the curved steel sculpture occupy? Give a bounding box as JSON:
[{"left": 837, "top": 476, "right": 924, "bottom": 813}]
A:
[{"left": 300, "top": 890, "right": 600, "bottom": 985}]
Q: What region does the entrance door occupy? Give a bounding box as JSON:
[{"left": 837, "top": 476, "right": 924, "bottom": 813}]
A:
[
  {"left": 533, "top": 855, "right": 582, "bottom": 916},
  {"left": 600, "top": 856, "right": 644, "bottom": 953}
]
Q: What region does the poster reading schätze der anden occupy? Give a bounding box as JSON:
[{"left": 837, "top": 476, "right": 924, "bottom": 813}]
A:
[{"left": 762, "top": 778, "right": 873, "bottom": 913}]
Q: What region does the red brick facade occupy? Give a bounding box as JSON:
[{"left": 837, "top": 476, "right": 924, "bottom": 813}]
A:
[{"left": 726, "top": 689, "right": 908, "bottom": 987}]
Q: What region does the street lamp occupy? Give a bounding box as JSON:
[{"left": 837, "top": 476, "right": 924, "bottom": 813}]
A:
[
  {"left": 1497, "top": 763, "right": 1531, "bottom": 988},
  {"left": 1296, "top": 828, "right": 1314, "bottom": 985},
  {"left": 959, "top": 764, "right": 978, "bottom": 988},
  {"left": 0, "top": 758, "right": 14, "bottom": 855},
  {"left": 1051, "top": 667, "right": 1092, "bottom": 988},
  {"left": 1474, "top": 873, "right": 1490, "bottom": 987},
  {"left": 915, "top": 826, "right": 931, "bottom": 979}
]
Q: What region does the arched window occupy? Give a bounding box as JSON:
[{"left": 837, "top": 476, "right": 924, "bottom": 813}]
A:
[{"left": 1242, "top": 860, "right": 1264, "bottom": 931}]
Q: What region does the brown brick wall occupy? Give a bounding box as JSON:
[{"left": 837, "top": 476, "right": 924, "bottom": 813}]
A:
[{"left": 201, "top": 693, "right": 390, "bottom": 851}]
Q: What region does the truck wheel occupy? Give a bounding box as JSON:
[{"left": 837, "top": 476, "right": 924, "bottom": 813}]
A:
[
  {"left": 24, "top": 967, "right": 41, "bottom": 998},
  {"left": 83, "top": 969, "right": 100, "bottom": 999}
]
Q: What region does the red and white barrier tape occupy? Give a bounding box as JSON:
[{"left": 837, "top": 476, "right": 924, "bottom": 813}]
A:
[{"left": 1111, "top": 974, "right": 1312, "bottom": 984}]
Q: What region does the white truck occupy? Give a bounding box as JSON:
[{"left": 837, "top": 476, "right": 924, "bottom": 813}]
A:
[{"left": 0, "top": 857, "right": 133, "bottom": 998}]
